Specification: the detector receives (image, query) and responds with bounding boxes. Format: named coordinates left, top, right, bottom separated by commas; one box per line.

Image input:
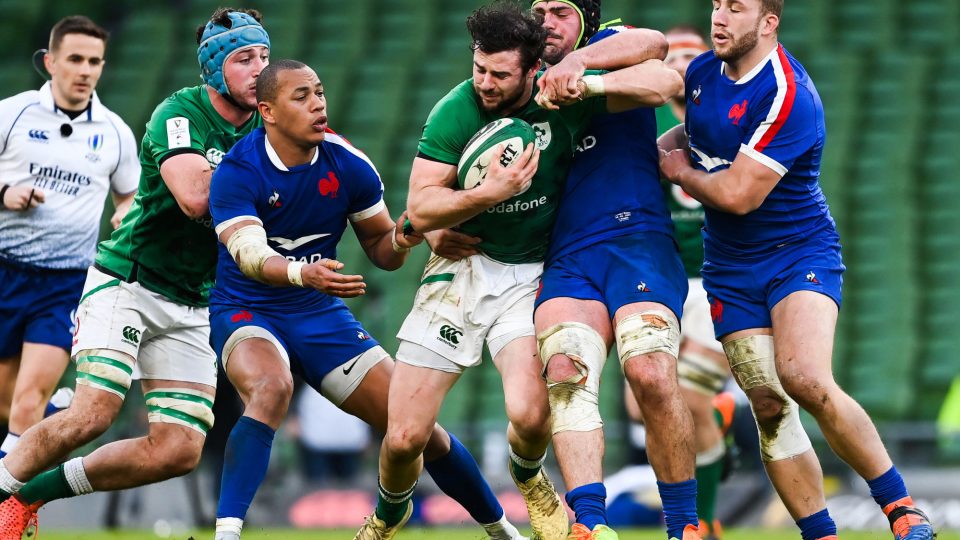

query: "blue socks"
left=424, top=433, right=503, bottom=525
left=867, top=466, right=910, bottom=509
left=216, top=416, right=275, bottom=520
left=566, top=482, right=607, bottom=530
left=657, top=479, right=699, bottom=539
left=796, top=508, right=837, bottom=540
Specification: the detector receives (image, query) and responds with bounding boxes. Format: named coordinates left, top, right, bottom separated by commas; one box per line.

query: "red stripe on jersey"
left=754, top=45, right=796, bottom=153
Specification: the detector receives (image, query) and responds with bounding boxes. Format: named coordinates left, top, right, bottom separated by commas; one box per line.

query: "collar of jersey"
left=39, top=81, right=106, bottom=122
left=719, top=44, right=779, bottom=86
left=264, top=133, right=319, bottom=171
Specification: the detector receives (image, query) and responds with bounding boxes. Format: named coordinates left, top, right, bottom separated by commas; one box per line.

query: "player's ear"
left=258, top=101, right=276, bottom=124
left=43, top=51, right=55, bottom=77
left=761, top=13, right=779, bottom=37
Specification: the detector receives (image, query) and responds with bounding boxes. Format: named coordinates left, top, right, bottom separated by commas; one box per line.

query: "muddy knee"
left=539, top=322, right=608, bottom=435
left=725, top=335, right=811, bottom=463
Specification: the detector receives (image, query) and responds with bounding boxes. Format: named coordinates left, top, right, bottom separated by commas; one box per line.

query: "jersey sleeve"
left=738, top=61, right=819, bottom=176
left=417, top=83, right=483, bottom=164
left=0, top=91, right=36, bottom=155
left=209, top=157, right=264, bottom=235
left=108, top=114, right=141, bottom=194
left=143, top=97, right=207, bottom=167
left=335, top=142, right=386, bottom=222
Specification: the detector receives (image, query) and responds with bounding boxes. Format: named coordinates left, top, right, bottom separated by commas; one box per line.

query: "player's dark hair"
left=761, top=0, right=783, bottom=18
left=49, top=15, right=108, bottom=52
left=196, top=7, right=264, bottom=44
left=467, top=1, right=547, bottom=73
left=256, top=59, right=309, bottom=103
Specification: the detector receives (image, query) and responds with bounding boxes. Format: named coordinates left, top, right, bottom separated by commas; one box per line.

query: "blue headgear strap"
left=197, top=11, right=270, bottom=96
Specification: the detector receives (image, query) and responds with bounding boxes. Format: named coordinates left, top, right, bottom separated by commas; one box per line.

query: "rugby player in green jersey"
left=355, top=2, right=681, bottom=539
left=0, top=7, right=269, bottom=534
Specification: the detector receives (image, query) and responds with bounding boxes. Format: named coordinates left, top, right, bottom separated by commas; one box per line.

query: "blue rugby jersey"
left=546, top=26, right=674, bottom=264
left=684, top=44, right=838, bottom=258
left=209, top=127, right=384, bottom=311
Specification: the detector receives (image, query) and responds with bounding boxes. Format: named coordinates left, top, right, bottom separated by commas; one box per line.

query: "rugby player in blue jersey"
left=530, top=2, right=699, bottom=539
left=659, top=1, right=934, bottom=539
left=207, top=59, right=525, bottom=540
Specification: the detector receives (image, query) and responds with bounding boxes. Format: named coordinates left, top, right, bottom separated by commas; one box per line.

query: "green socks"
left=376, top=479, right=415, bottom=527
left=509, top=448, right=545, bottom=483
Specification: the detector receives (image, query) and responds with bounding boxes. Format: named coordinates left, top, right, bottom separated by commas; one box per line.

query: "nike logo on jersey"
left=268, top=233, right=331, bottom=251
left=689, top=147, right=732, bottom=172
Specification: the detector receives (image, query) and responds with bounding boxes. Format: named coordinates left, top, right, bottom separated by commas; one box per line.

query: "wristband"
left=580, top=75, right=605, bottom=97
left=0, top=184, right=8, bottom=207
left=287, top=261, right=305, bottom=286
left=391, top=232, right=411, bottom=253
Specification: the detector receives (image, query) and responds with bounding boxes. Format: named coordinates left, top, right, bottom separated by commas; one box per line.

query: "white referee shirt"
left=0, top=82, right=140, bottom=270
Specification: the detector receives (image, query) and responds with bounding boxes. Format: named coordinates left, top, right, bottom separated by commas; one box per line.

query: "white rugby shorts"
left=72, top=266, right=217, bottom=387
left=396, top=253, right=541, bottom=373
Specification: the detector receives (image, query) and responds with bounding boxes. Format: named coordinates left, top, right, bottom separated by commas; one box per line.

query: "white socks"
left=0, top=460, right=24, bottom=495
left=215, top=517, right=244, bottom=539
left=0, top=433, right=20, bottom=456
left=483, top=514, right=528, bottom=540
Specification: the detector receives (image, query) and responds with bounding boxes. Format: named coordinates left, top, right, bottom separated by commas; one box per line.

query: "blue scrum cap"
left=197, top=11, right=270, bottom=96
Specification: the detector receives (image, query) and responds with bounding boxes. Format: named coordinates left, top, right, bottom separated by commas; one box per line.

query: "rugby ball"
left=457, top=118, right=537, bottom=191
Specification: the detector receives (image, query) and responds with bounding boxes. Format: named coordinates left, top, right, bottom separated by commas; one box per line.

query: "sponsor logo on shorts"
left=121, top=325, right=140, bottom=345
left=342, top=358, right=360, bottom=375
left=231, top=310, right=254, bottom=323
left=636, top=281, right=649, bottom=292
left=806, top=271, right=820, bottom=284
left=710, top=298, right=724, bottom=323
left=437, top=324, right=463, bottom=348
left=357, top=331, right=369, bottom=341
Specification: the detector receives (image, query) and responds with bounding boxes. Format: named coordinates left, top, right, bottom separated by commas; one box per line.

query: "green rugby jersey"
left=95, top=86, right=260, bottom=306
left=418, top=75, right=606, bottom=264
left=656, top=105, right=704, bottom=278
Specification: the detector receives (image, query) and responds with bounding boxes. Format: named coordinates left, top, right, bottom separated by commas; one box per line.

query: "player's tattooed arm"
left=218, top=219, right=367, bottom=296
left=160, top=153, right=213, bottom=218
left=352, top=208, right=424, bottom=271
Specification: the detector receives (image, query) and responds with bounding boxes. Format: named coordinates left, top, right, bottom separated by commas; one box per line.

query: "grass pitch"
left=38, top=529, right=960, bottom=540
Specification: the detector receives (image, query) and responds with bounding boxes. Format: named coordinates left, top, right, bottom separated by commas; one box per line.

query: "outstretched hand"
left=301, top=258, right=366, bottom=297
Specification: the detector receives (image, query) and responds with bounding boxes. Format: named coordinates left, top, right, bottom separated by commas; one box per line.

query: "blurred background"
left=3, top=0, right=960, bottom=534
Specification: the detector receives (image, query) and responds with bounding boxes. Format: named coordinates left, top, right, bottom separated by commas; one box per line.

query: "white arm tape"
left=580, top=74, right=606, bottom=97
left=225, top=224, right=283, bottom=282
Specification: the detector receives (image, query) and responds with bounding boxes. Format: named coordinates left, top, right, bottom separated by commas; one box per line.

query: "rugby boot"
left=0, top=496, right=39, bottom=540
left=698, top=519, right=723, bottom=540
left=567, top=523, right=619, bottom=539
left=511, top=467, right=568, bottom=540
left=669, top=524, right=702, bottom=540
left=884, top=498, right=936, bottom=540
left=353, top=500, right=413, bottom=540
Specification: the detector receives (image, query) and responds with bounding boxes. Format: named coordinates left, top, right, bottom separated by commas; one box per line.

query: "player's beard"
left=715, top=19, right=761, bottom=64
left=476, top=81, right=528, bottom=116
